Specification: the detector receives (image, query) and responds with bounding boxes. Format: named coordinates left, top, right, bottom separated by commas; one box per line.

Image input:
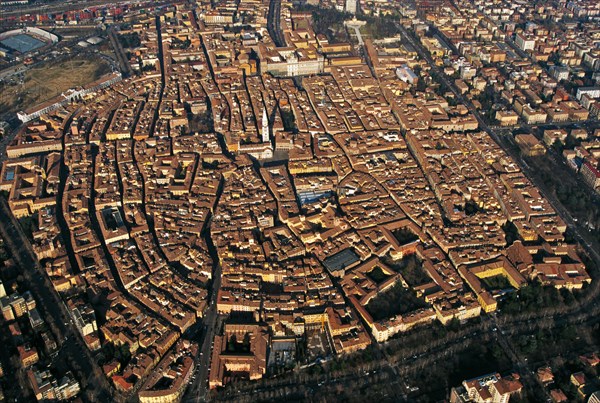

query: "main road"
left=0, top=198, right=116, bottom=402
left=267, top=0, right=285, bottom=47
left=107, top=27, right=134, bottom=78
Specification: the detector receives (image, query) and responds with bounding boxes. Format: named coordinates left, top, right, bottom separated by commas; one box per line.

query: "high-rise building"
left=581, top=161, right=600, bottom=190
left=1, top=297, right=14, bottom=321
left=27, top=369, right=80, bottom=402
left=70, top=302, right=98, bottom=337
left=10, top=294, right=28, bottom=318
left=450, top=373, right=523, bottom=403
left=54, top=373, right=81, bottom=401
left=515, top=33, right=536, bottom=51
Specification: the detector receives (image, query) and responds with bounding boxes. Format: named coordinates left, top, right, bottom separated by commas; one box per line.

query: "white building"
left=261, top=107, right=270, bottom=143
left=17, top=72, right=122, bottom=123
left=239, top=142, right=273, bottom=160
left=577, top=86, right=600, bottom=101
left=395, top=65, right=418, bottom=84
left=460, top=65, right=477, bottom=80
left=345, top=0, right=358, bottom=14
left=514, top=33, right=535, bottom=51
left=549, top=65, right=569, bottom=81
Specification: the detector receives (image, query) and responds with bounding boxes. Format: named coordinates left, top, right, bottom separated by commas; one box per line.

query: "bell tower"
left=261, top=107, right=269, bottom=143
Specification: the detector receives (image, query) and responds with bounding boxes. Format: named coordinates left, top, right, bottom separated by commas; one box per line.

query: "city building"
left=451, top=373, right=523, bottom=403
left=581, top=161, right=600, bottom=191
left=515, top=134, right=546, bottom=157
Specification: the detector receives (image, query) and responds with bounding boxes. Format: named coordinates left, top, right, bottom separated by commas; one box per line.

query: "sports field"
left=0, top=56, right=111, bottom=116
left=0, top=34, right=46, bottom=53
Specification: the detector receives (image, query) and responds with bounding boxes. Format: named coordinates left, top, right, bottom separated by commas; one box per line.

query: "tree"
left=118, top=32, right=141, bottom=49
left=365, top=280, right=428, bottom=321
left=228, top=334, right=237, bottom=352
left=280, top=109, right=297, bottom=133
left=242, top=333, right=251, bottom=352
left=552, top=139, right=563, bottom=153
left=502, top=221, right=520, bottom=246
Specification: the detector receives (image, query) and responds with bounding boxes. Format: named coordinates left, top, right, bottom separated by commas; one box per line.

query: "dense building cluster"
left=0, top=279, right=81, bottom=402
left=0, top=0, right=597, bottom=397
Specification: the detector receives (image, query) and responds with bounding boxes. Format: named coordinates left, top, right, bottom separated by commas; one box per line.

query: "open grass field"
left=0, top=55, right=111, bottom=115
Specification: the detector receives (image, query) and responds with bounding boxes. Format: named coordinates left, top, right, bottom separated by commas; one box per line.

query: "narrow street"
left=183, top=183, right=225, bottom=403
